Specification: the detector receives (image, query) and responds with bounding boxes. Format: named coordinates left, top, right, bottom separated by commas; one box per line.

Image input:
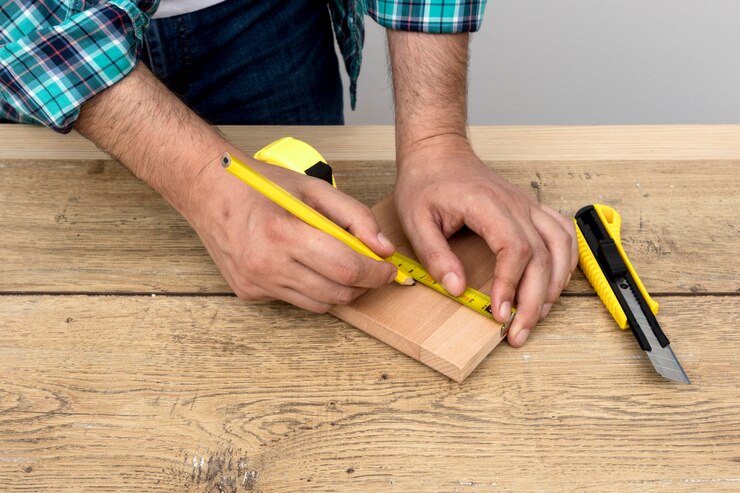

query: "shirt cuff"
left=367, top=0, right=488, bottom=33
left=0, top=1, right=153, bottom=133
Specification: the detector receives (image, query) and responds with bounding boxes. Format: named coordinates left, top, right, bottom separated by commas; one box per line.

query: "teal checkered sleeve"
left=368, top=0, right=488, bottom=33
left=2, top=1, right=488, bottom=133
left=1, top=1, right=158, bottom=133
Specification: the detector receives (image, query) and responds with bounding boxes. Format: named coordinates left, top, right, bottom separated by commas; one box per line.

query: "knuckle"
left=558, top=227, right=574, bottom=250
left=332, top=287, right=355, bottom=305
left=233, top=284, right=259, bottom=301
left=462, top=192, right=483, bottom=212
left=366, top=264, right=392, bottom=288
left=335, top=259, right=363, bottom=285
left=244, top=255, right=272, bottom=277
left=312, top=303, right=333, bottom=314
left=357, top=204, right=375, bottom=223
left=494, top=274, right=519, bottom=292
left=511, top=238, right=533, bottom=259
left=264, top=219, right=289, bottom=244
left=421, top=248, right=448, bottom=267
left=516, top=310, right=539, bottom=329
left=533, top=248, right=552, bottom=270
left=298, top=181, right=320, bottom=201
left=379, top=264, right=396, bottom=286
left=546, top=281, right=562, bottom=301
left=301, top=185, right=332, bottom=211
left=233, top=288, right=250, bottom=301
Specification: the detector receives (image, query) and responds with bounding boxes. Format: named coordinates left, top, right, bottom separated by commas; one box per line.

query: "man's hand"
left=187, top=154, right=397, bottom=312
left=76, top=63, right=395, bottom=312
left=387, top=30, right=577, bottom=346
left=394, top=135, right=577, bottom=347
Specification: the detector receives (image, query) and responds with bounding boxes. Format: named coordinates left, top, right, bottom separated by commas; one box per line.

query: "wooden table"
left=1, top=125, right=738, bottom=491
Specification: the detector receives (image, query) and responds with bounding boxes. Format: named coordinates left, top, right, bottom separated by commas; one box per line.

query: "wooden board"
left=1, top=295, right=738, bottom=492
left=330, top=196, right=506, bottom=382
left=2, top=157, right=738, bottom=295
left=3, top=124, right=740, bottom=161
left=2, top=125, right=740, bottom=491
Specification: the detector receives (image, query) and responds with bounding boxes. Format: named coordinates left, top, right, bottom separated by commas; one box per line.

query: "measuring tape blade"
left=390, top=252, right=515, bottom=335
left=389, top=252, right=491, bottom=318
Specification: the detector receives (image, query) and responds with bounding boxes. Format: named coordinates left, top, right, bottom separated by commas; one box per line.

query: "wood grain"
left=3, top=124, right=740, bottom=161
left=1, top=158, right=737, bottom=294
left=2, top=125, right=739, bottom=491
left=0, top=295, right=737, bottom=492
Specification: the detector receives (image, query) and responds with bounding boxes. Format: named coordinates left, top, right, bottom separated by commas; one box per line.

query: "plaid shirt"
left=1, top=0, right=487, bottom=133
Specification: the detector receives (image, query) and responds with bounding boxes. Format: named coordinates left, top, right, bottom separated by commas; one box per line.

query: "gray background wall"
left=341, top=0, right=740, bottom=125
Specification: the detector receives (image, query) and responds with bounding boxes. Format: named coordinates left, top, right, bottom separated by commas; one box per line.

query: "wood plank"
left=1, top=158, right=737, bottom=294
left=0, top=295, right=737, bottom=491
left=331, top=196, right=507, bottom=381
left=3, top=124, right=740, bottom=161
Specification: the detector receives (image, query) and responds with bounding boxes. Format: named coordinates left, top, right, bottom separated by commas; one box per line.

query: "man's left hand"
left=394, top=135, right=578, bottom=347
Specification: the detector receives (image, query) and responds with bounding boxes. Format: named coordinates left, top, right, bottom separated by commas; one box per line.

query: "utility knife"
left=574, top=204, right=690, bottom=384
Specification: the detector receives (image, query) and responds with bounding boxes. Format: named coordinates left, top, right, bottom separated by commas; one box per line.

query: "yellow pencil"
left=221, top=153, right=414, bottom=286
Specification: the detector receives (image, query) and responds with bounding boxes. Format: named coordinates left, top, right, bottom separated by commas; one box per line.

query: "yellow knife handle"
left=574, top=204, right=658, bottom=329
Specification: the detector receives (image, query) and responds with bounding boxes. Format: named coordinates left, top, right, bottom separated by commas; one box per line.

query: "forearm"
left=75, top=63, right=230, bottom=216
left=387, top=30, right=470, bottom=161
left=75, top=62, right=397, bottom=312
left=387, top=31, right=577, bottom=346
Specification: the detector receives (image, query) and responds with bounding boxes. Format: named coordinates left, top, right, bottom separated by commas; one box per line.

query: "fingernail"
left=441, top=272, right=461, bottom=294
left=377, top=232, right=394, bottom=250
left=565, top=273, right=572, bottom=286
left=540, top=303, right=552, bottom=319
left=499, top=301, right=512, bottom=321
left=515, top=328, right=530, bottom=346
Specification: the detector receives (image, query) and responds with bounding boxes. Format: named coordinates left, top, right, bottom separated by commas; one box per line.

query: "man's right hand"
left=76, top=63, right=395, bottom=312
left=185, top=154, right=397, bottom=312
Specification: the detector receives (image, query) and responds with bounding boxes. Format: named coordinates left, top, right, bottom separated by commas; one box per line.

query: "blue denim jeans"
left=141, top=0, right=344, bottom=125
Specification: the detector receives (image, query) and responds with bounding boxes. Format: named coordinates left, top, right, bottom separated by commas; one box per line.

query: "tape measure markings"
left=389, top=252, right=494, bottom=320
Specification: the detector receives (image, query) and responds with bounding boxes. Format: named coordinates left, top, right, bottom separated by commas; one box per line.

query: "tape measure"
left=387, top=252, right=495, bottom=319
left=253, top=137, right=506, bottom=323
left=254, top=137, right=336, bottom=188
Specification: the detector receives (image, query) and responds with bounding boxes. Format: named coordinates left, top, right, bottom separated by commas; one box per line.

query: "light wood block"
left=331, top=196, right=506, bottom=382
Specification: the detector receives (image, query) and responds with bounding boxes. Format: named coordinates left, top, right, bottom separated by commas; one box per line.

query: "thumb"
left=406, top=214, right=466, bottom=297
left=306, top=183, right=396, bottom=258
